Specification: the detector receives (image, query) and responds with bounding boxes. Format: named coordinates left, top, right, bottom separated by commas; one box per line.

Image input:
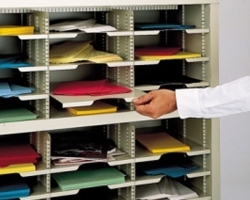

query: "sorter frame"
left=0, top=1, right=219, bottom=200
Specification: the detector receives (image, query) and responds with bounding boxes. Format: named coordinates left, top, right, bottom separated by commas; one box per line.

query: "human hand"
left=133, top=89, right=177, bottom=119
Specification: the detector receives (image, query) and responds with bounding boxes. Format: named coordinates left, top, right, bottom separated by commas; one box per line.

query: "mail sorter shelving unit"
left=0, top=1, right=219, bottom=200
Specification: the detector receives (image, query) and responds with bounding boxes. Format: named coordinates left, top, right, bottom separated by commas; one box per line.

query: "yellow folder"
left=0, top=25, right=34, bottom=35
left=136, top=132, right=190, bottom=154
left=136, top=51, right=201, bottom=61
left=67, top=101, right=117, bottom=116
left=0, top=163, right=36, bottom=175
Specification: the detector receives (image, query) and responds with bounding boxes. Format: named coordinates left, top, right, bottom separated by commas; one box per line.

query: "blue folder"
left=0, top=174, right=30, bottom=199
left=0, top=82, right=11, bottom=94
left=0, top=60, right=33, bottom=68
left=0, top=54, right=33, bottom=69
left=143, top=163, right=200, bottom=178
left=0, top=83, right=34, bottom=98
left=138, top=153, right=200, bottom=178
left=1, top=84, right=35, bottom=98
left=135, top=23, right=196, bottom=30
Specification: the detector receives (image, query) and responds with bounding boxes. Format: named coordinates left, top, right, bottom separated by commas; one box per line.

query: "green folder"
left=0, top=108, right=37, bottom=123
left=52, top=166, right=126, bottom=191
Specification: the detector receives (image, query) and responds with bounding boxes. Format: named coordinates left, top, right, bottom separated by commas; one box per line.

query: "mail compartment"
left=0, top=13, right=34, bottom=36
left=117, top=121, right=211, bottom=161
left=0, top=11, right=49, bottom=71
left=133, top=8, right=204, bottom=50
left=0, top=36, right=48, bottom=71
left=0, top=174, right=49, bottom=200
left=135, top=176, right=200, bottom=199
left=48, top=11, right=125, bottom=66
left=0, top=133, right=52, bottom=199
left=46, top=125, right=135, bottom=196
left=0, top=69, right=49, bottom=121
left=45, top=125, right=133, bottom=168
left=47, top=9, right=138, bottom=114
left=48, top=58, right=145, bottom=114
left=50, top=163, right=131, bottom=195
left=134, top=60, right=209, bottom=91
left=51, top=186, right=134, bottom=200
left=114, top=120, right=211, bottom=199
left=133, top=7, right=210, bottom=87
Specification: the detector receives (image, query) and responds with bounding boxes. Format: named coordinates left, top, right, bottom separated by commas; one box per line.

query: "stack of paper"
left=50, top=19, right=117, bottom=33
left=136, top=132, right=190, bottom=154
left=0, top=25, right=34, bottom=35
left=136, top=179, right=170, bottom=200
left=49, top=40, right=93, bottom=63
left=168, top=179, right=199, bottom=200
left=0, top=142, right=40, bottom=174
left=0, top=82, right=35, bottom=98
left=0, top=174, right=30, bottom=199
left=52, top=79, right=131, bottom=96
left=136, top=176, right=198, bottom=200
left=49, top=41, right=123, bottom=64
left=51, top=149, right=125, bottom=166
left=87, top=49, right=123, bottom=63
left=52, top=164, right=126, bottom=191
left=50, top=131, right=125, bottom=166
left=81, top=23, right=117, bottom=33
left=50, top=19, right=96, bottom=31
left=67, top=101, right=117, bottom=116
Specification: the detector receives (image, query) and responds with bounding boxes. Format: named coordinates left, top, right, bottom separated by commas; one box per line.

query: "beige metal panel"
left=0, top=0, right=219, bottom=9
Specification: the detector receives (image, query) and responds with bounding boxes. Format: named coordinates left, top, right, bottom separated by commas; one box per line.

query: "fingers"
left=133, top=92, right=159, bottom=118
left=133, top=89, right=177, bottom=119
left=134, top=102, right=157, bottom=118
left=133, top=92, right=154, bottom=105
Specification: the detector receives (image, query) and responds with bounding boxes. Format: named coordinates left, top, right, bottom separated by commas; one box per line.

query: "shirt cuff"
left=175, top=88, right=201, bottom=119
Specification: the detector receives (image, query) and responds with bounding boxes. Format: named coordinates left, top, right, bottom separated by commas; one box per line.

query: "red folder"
left=52, top=79, right=131, bottom=96
left=0, top=143, right=40, bottom=167
left=135, top=46, right=181, bottom=56
left=89, top=82, right=132, bottom=96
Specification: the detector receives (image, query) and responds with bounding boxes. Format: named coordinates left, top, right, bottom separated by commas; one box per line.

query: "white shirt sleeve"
left=175, top=76, right=250, bottom=119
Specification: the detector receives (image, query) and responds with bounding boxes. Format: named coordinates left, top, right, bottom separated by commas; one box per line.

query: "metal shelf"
left=135, top=138, right=211, bottom=163
left=50, top=88, right=146, bottom=108
left=135, top=81, right=210, bottom=91
left=0, top=110, right=179, bottom=135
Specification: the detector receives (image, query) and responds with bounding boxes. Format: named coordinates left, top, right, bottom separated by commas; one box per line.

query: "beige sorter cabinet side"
left=207, top=3, right=220, bottom=200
